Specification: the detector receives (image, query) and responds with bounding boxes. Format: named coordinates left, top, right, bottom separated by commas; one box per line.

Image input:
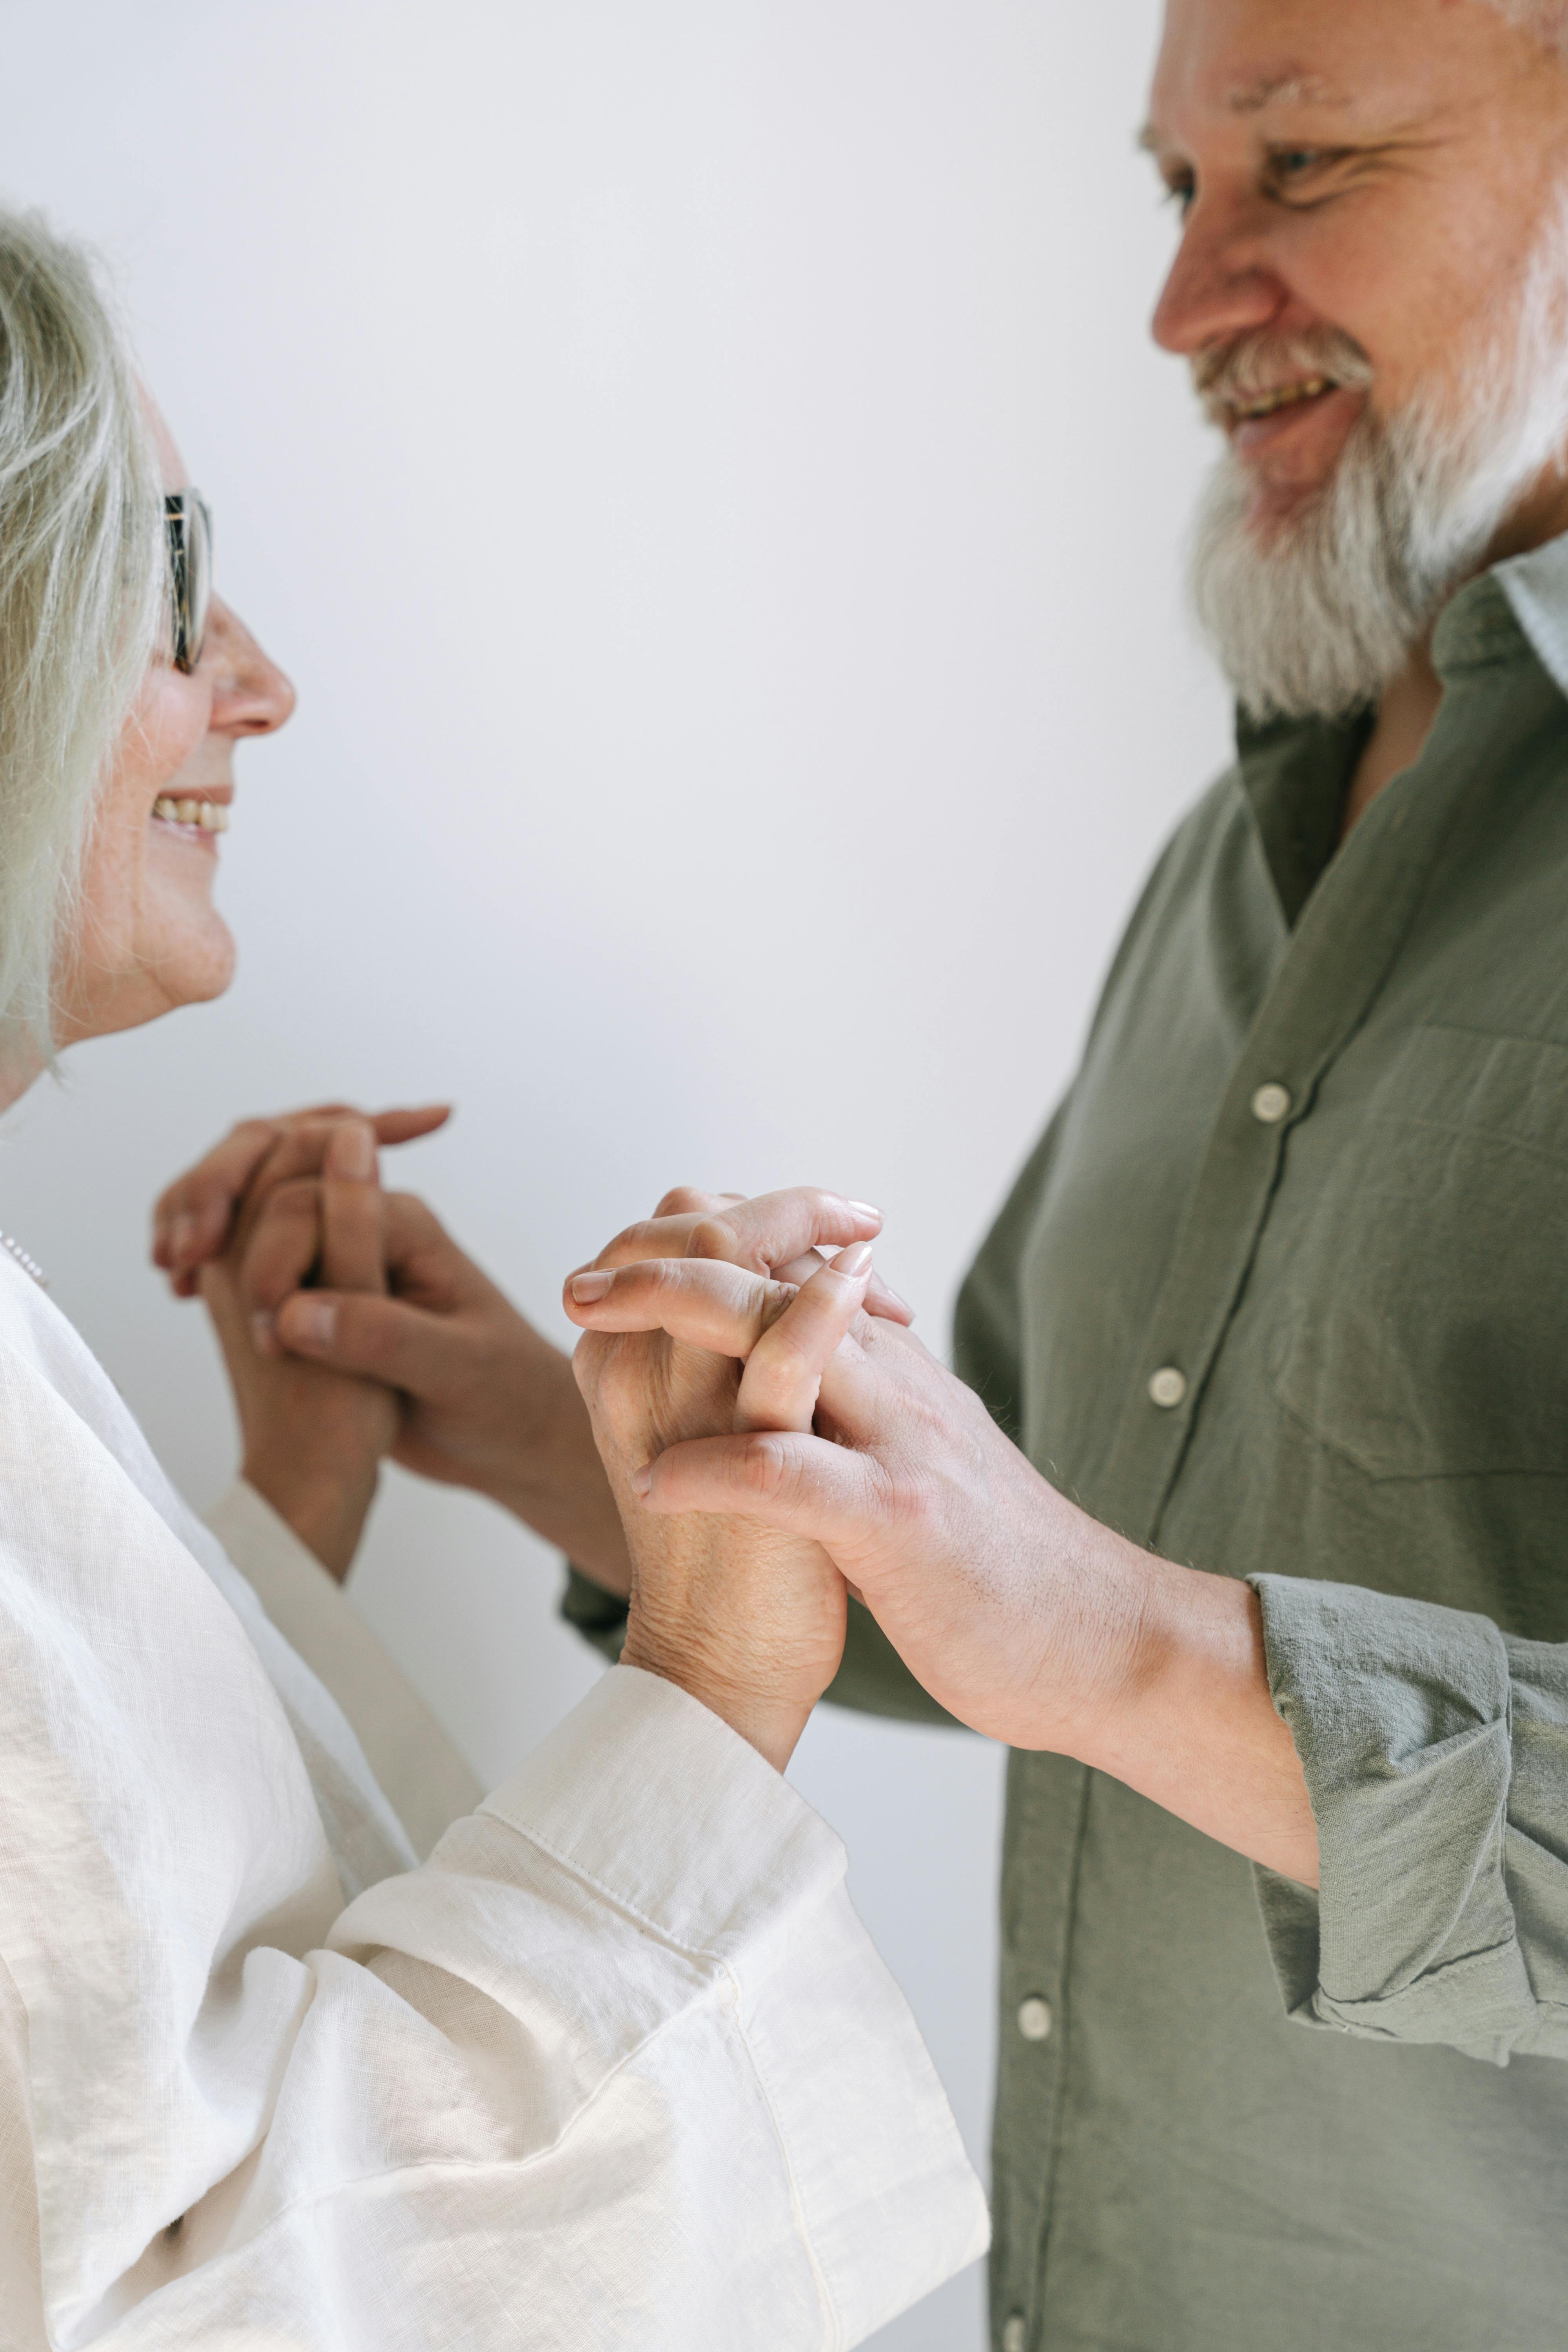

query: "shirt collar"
left=1493, top=526, right=1568, bottom=706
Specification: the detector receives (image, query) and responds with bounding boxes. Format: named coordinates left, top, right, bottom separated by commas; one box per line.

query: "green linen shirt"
left=563, top=535, right=1568, bottom=2351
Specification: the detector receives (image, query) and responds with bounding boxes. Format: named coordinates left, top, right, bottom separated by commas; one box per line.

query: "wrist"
left=1003, top=1487, right=1165, bottom=1759
left=1059, top=1548, right=1319, bottom=1884
left=619, top=1622, right=813, bottom=1773
left=242, top=1452, right=379, bottom=1583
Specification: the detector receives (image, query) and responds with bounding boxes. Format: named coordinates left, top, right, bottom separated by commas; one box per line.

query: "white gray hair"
left=0, top=209, right=162, bottom=1060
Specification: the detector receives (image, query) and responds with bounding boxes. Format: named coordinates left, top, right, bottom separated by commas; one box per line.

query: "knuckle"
left=795, top=1186, right=840, bottom=1225
left=743, top=1434, right=802, bottom=1504
left=686, top=1215, right=739, bottom=1262
left=888, top=1463, right=938, bottom=1535
left=757, top=1322, right=813, bottom=1379
left=340, top=1304, right=394, bottom=1370
left=654, top=1186, right=709, bottom=1218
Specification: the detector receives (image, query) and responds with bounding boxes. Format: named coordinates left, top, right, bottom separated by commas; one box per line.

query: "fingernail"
left=835, top=1241, right=875, bottom=1279
left=290, top=1297, right=338, bottom=1347
left=330, top=1124, right=376, bottom=1182
left=881, top=1283, right=915, bottom=1319
left=169, top=1210, right=199, bottom=1262
left=249, top=1311, right=279, bottom=1357
left=848, top=1200, right=883, bottom=1225
left=572, top=1270, right=614, bottom=1303
left=631, top=1461, right=653, bottom=1499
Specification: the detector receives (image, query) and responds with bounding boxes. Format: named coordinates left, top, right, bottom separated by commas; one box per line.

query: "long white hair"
left=0, top=209, right=162, bottom=1059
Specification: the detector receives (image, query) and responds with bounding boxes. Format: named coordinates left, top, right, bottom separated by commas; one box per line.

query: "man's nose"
left=206, top=598, right=297, bottom=737
left=1151, top=197, right=1287, bottom=360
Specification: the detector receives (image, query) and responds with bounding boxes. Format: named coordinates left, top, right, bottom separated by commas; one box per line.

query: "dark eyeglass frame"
left=165, top=490, right=213, bottom=674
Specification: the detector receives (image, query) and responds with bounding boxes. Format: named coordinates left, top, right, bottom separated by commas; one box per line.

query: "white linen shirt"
left=0, top=1252, right=986, bottom=2348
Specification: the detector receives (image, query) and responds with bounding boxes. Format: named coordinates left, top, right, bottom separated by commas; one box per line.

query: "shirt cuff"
left=207, top=1479, right=483, bottom=1860
left=1250, top=1573, right=1537, bottom=2064
left=477, top=1664, right=990, bottom=2337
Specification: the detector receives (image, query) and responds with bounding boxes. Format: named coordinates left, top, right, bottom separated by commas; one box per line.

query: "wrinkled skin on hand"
left=567, top=1186, right=884, bottom=1769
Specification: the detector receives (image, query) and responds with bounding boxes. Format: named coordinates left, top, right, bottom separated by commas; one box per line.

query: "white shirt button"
left=1148, top=1366, right=1187, bottom=1410
left=1250, top=1081, right=1292, bottom=1125
left=1002, top=2316, right=1028, bottom=2352
left=1016, top=1996, right=1053, bottom=2042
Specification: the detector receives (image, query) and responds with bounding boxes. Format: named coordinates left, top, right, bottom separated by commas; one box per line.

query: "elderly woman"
left=0, top=209, right=984, bottom=2345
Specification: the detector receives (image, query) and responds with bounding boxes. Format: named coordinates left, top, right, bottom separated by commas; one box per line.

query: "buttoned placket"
left=1098, top=609, right=1521, bottom=1560
left=1004, top=579, right=1543, bottom=2352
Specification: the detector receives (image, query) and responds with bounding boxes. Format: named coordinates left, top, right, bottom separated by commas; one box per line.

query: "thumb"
left=274, top=1288, right=459, bottom=1395
left=635, top=1429, right=881, bottom=1550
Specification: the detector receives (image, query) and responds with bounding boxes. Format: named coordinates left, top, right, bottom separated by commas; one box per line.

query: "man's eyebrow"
left=1225, top=71, right=1348, bottom=115
left=1138, top=69, right=1355, bottom=151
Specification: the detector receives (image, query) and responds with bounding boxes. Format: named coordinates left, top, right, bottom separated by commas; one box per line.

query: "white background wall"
left=0, top=5, right=1229, bottom=2343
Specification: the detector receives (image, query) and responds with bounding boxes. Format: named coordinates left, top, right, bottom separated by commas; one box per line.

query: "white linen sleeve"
left=79, top=1667, right=987, bottom=2349
left=205, top=1478, right=483, bottom=1857
left=0, top=1318, right=984, bottom=2348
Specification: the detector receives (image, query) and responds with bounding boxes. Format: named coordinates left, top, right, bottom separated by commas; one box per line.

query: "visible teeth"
left=152, top=796, right=229, bottom=832
left=1232, top=375, right=1331, bottom=420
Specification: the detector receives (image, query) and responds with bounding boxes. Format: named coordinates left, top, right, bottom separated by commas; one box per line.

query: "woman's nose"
left=205, top=597, right=297, bottom=737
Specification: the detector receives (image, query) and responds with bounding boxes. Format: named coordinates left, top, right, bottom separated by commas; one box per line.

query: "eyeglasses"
left=165, top=490, right=213, bottom=673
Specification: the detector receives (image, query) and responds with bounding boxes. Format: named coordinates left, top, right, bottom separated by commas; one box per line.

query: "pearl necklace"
left=0, top=1232, right=47, bottom=1288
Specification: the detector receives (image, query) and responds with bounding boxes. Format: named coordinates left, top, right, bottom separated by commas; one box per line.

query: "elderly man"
left=165, top=0, right=1568, bottom=2344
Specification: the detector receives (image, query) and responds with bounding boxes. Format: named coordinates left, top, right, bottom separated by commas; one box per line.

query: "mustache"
left=1192, top=327, right=1374, bottom=421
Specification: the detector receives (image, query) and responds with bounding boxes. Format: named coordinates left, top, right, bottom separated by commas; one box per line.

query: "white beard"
left=1190, top=196, right=1568, bottom=722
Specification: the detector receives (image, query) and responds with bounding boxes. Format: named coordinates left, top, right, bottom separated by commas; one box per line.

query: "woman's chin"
left=156, top=914, right=238, bottom=1014
left=56, top=914, right=237, bottom=1045
left=143, top=883, right=238, bottom=1013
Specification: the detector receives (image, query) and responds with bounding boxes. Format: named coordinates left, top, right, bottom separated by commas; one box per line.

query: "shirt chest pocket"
left=1268, top=1023, right=1568, bottom=1481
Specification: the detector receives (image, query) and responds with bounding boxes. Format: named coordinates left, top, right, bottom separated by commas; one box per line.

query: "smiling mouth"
left=1225, top=375, right=1335, bottom=421
left=152, top=796, right=229, bottom=834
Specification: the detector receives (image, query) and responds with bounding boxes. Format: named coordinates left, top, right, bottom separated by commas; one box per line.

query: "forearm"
left=1023, top=1499, right=1319, bottom=1886
left=1085, top=1550, right=1318, bottom=1886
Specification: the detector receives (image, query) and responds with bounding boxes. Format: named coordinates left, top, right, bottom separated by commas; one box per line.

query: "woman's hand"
left=198, top=1118, right=399, bottom=1579
left=156, top=1103, right=631, bottom=1587
left=566, top=1187, right=884, bottom=1770
left=153, top=1100, right=452, bottom=1294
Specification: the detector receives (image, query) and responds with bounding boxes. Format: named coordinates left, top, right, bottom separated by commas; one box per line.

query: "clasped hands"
left=154, top=1105, right=1319, bottom=1880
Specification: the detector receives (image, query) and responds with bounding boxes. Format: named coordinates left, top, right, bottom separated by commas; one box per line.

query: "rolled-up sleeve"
left=1250, top=1573, right=1568, bottom=2065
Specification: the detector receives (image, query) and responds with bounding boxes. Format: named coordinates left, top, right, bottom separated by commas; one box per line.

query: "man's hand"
left=568, top=1187, right=883, bottom=1771
left=566, top=1223, right=1321, bottom=1884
